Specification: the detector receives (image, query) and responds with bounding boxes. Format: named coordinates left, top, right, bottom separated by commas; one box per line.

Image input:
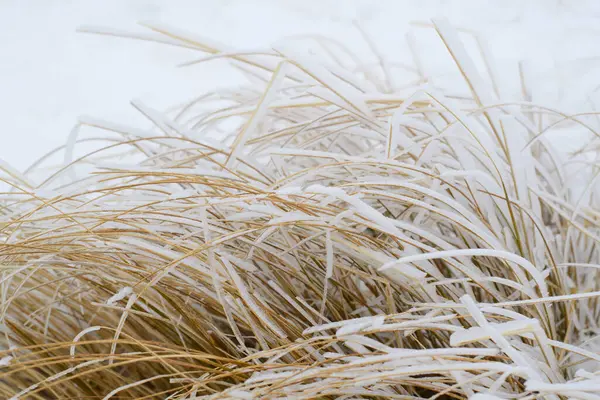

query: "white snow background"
left=2, top=0, right=600, bottom=172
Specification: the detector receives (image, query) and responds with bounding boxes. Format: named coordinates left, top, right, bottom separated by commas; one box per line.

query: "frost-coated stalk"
left=0, top=18, right=599, bottom=400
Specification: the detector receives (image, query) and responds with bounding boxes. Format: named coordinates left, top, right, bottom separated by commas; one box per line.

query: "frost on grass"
left=0, top=18, right=599, bottom=400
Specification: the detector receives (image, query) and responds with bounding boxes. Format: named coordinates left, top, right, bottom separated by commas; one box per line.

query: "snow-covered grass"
left=1, top=3, right=600, bottom=399
left=3, top=0, right=600, bottom=171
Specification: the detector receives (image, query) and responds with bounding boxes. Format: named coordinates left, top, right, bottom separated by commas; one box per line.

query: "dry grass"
left=0, top=19, right=599, bottom=399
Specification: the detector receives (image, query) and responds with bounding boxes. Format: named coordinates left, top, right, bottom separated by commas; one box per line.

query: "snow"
left=106, top=287, right=133, bottom=306
left=450, top=319, right=537, bottom=347
left=2, top=5, right=600, bottom=397
left=2, top=1, right=600, bottom=173
left=70, top=326, right=102, bottom=357
left=0, top=356, right=12, bottom=367
left=470, top=395, right=503, bottom=400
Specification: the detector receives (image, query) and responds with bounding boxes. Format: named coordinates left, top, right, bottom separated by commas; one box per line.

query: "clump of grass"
left=0, top=18, right=599, bottom=399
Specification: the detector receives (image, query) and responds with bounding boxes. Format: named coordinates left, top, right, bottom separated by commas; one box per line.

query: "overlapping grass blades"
left=0, top=19, right=599, bottom=399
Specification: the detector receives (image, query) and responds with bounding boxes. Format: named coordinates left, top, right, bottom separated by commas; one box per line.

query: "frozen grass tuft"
left=1, top=19, right=600, bottom=399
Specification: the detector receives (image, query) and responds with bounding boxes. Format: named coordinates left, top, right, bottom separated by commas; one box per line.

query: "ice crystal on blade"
left=0, top=15, right=599, bottom=400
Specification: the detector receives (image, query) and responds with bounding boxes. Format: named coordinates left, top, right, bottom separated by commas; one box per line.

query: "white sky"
left=2, top=0, right=600, bottom=171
